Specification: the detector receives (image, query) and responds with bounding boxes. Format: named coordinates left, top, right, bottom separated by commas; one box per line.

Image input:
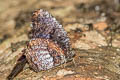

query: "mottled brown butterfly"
left=7, top=9, right=75, bottom=80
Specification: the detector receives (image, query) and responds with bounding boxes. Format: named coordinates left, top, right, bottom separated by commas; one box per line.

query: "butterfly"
left=7, top=9, right=75, bottom=80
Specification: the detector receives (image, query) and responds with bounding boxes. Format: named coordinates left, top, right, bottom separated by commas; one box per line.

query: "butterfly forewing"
left=30, top=9, right=74, bottom=60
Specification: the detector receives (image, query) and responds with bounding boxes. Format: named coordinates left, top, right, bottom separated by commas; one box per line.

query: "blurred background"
left=0, top=0, right=120, bottom=39
left=0, top=0, right=120, bottom=80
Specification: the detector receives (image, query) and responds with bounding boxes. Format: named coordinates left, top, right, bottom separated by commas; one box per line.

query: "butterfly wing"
left=25, top=38, right=65, bottom=72
left=31, top=9, right=74, bottom=60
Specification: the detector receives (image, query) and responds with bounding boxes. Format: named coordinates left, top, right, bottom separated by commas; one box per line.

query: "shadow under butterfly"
left=7, top=9, right=75, bottom=80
